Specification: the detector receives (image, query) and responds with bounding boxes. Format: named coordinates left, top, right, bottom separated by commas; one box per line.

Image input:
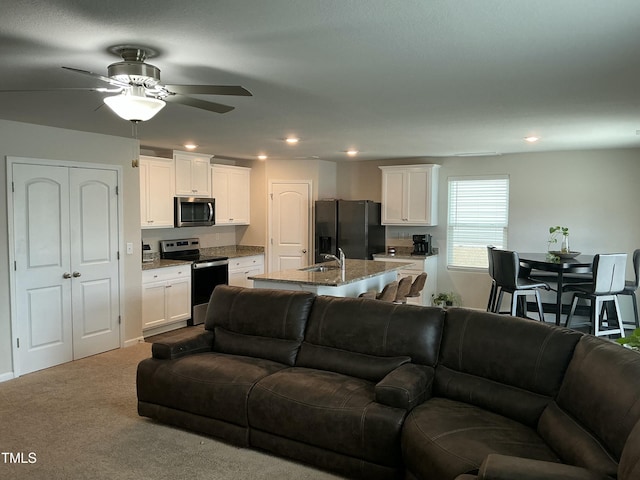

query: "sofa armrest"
left=151, top=330, right=214, bottom=360
left=476, top=454, right=610, bottom=480
left=375, top=363, right=433, bottom=410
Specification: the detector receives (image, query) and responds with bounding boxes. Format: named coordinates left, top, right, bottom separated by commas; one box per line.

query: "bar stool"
left=491, top=249, right=549, bottom=321
left=618, top=249, right=640, bottom=330
left=563, top=253, right=627, bottom=338
left=394, top=276, right=413, bottom=304
left=405, top=273, right=428, bottom=303
left=486, top=245, right=499, bottom=312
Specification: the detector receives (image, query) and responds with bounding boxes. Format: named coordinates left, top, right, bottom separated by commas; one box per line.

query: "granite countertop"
left=142, top=245, right=264, bottom=271
left=372, top=246, right=439, bottom=260
left=249, top=259, right=413, bottom=287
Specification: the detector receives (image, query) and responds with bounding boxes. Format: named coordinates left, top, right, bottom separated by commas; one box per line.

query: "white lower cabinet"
left=228, top=255, right=264, bottom=288
left=374, top=255, right=437, bottom=305
left=142, top=265, right=191, bottom=332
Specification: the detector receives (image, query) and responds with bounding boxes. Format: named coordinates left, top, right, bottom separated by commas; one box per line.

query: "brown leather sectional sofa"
left=136, top=285, right=640, bottom=480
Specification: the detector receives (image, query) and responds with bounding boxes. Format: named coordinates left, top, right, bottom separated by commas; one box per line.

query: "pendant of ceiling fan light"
left=103, top=86, right=165, bottom=122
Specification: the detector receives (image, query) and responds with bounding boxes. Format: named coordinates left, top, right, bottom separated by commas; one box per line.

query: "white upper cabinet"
left=140, top=155, right=175, bottom=228
left=379, top=164, right=440, bottom=226
left=174, top=151, right=212, bottom=197
left=210, top=164, right=251, bottom=225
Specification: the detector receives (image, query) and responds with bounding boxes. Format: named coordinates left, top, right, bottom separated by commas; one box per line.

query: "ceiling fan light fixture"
left=103, top=90, right=166, bottom=122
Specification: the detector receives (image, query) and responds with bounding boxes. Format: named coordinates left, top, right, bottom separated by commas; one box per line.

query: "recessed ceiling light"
left=346, top=149, right=359, bottom=156
left=285, top=137, right=300, bottom=144
left=524, top=136, right=540, bottom=143
left=183, top=143, right=198, bottom=150
left=257, top=154, right=268, bottom=160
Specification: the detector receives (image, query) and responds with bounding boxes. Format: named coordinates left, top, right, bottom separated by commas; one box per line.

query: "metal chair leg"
left=565, top=294, right=578, bottom=328
left=535, top=290, right=545, bottom=322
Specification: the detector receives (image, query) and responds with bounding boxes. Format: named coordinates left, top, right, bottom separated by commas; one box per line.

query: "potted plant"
left=432, top=292, right=461, bottom=307
left=616, top=328, right=640, bottom=351
left=548, top=226, right=570, bottom=253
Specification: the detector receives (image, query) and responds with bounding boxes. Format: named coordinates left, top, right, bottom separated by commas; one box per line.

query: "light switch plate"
left=126, top=242, right=133, bottom=255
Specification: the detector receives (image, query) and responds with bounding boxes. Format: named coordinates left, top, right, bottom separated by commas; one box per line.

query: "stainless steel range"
left=160, top=238, right=229, bottom=326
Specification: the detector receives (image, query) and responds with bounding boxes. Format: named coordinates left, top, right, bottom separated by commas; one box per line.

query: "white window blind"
left=447, top=176, right=509, bottom=269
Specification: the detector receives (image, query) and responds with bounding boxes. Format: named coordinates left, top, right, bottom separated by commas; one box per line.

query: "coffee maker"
left=411, top=234, right=432, bottom=256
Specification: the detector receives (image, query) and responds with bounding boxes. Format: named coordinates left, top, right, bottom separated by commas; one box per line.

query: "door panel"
left=69, top=168, right=120, bottom=359
left=13, top=164, right=73, bottom=374
left=270, top=182, right=310, bottom=272
left=11, top=162, right=120, bottom=375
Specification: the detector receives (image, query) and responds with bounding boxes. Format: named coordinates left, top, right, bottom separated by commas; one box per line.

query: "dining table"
left=518, top=252, right=594, bottom=326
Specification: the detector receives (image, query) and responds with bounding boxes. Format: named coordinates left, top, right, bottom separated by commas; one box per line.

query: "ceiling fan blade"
left=62, top=66, right=130, bottom=88
left=0, top=87, right=122, bottom=93
left=164, top=85, right=252, bottom=96
left=164, top=94, right=235, bottom=114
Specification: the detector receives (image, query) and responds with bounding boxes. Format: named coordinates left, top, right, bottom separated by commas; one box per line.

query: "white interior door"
left=11, top=161, right=121, bottom=375
left=69, top=168, right=120, bottom=359
left=13, top=163, right=73, bottom=375
left=269, top=182, right=311, bottom=272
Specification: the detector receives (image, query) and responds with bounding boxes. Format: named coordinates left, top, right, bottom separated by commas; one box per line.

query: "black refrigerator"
left=314, top=200, right=386, bottom=262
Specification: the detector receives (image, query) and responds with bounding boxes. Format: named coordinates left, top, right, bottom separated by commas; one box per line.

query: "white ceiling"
left=2, top=0, right=640, bottom=162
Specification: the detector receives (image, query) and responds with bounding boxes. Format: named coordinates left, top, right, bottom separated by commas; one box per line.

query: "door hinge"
left=118, top=315, right=121, bottom=325
left=14, top=261, right=17, bottom=271
left=17, top=338, right=20, bottom=348
left=115, top=185, right=119, bottom=195
left=117, top=251, right=120, bottom=260
left=270, top=193, right=273, bottom=200
left=270, top=238, right=274, bottom=245
left=12, top=181, right=15, bottom=193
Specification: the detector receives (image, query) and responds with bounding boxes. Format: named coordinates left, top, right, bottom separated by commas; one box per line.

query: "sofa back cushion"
left=296, top=295, right=445, bottom=381
left=205, top=285, right=315, bottom=366
left=435, top=308, right=582, bottom=427
left=538, top=335, right=640, bottom=476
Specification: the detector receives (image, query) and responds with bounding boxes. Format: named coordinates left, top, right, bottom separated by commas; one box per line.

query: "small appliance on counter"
left=142, top=243, right=154, bottom=263
left=411, top=234, right=432, bottom=256
left=160, top=238, right=228, bottom=325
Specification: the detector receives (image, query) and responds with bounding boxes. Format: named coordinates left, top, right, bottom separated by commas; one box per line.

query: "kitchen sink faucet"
left=323, top=248, right=346, bottom=272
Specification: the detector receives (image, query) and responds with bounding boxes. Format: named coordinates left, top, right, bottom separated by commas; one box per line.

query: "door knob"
left=63, top=272, right=72, bottom=279
left=72, top=271, right=81, bottom=277
left=302, top=249, right=307, bottom=254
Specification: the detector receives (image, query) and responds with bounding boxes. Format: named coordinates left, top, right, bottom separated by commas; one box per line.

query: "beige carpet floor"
left=0, top=343, right=344, bottom=480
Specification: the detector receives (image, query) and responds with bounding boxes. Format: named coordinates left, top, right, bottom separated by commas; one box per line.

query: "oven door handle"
left=193, top=259, right=229, bottom=269
left=208, top=202, right=214, bottom=222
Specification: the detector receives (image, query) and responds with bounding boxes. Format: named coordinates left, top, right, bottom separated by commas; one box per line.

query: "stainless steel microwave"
left=174, top=197, right=215, bottom=227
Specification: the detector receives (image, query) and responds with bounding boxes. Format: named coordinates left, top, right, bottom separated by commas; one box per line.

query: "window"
left=447, top=175, right=509, bottom=269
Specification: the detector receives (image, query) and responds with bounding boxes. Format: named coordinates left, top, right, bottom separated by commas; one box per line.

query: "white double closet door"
left=11, top=161, right=121, bottom=375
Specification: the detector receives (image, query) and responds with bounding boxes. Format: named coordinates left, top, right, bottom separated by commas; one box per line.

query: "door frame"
left=6, top=156, right=125, bottom=378
left=267, top=179, right=313, bottom=273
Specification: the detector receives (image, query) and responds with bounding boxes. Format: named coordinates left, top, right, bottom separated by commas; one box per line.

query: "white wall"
left=0, top=120, right=141, bottom=379
left=338, top=149, right=640, bottom=309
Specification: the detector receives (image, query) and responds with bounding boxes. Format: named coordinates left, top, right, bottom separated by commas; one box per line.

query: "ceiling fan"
left=56, top=45, right=252, bottom=121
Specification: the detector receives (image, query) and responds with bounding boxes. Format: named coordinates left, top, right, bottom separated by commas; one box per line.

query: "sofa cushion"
left=137, top=352, right=288, bottom=427
left=401, top=397, right=560, bottom=480
left=538, top=335, right=640, bottom=476
left=435, top=308, right=582, bottom=427
left=296, top=342, right=411, bottom=382
left=619, top=419, right=640, bottom=480
left=303, top=295, right=445, bottom=366
left=375, top=363, right=434, bottom=410
left=205, top=285, right=315, bottom=365
left=248, top=367, right=407, bottom=467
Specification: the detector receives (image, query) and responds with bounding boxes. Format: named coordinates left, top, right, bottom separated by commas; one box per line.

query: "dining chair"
left=486, top=245, right=499, bottom=312
left=617, top=249, right=640, bottom=330
left=491, top=249, right=550, bottom=321
left=563, top=253, right=627, bottom=338
left=394, top=276, right=413, bottom=304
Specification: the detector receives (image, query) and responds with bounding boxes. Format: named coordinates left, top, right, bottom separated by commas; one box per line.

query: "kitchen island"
left=249, top=259, right=413, bottom=297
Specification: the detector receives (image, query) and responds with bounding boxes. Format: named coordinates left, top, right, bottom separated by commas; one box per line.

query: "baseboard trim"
left=0, top=371, right=16, bottom=383
left=124, top=336, right=145, bottom=348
